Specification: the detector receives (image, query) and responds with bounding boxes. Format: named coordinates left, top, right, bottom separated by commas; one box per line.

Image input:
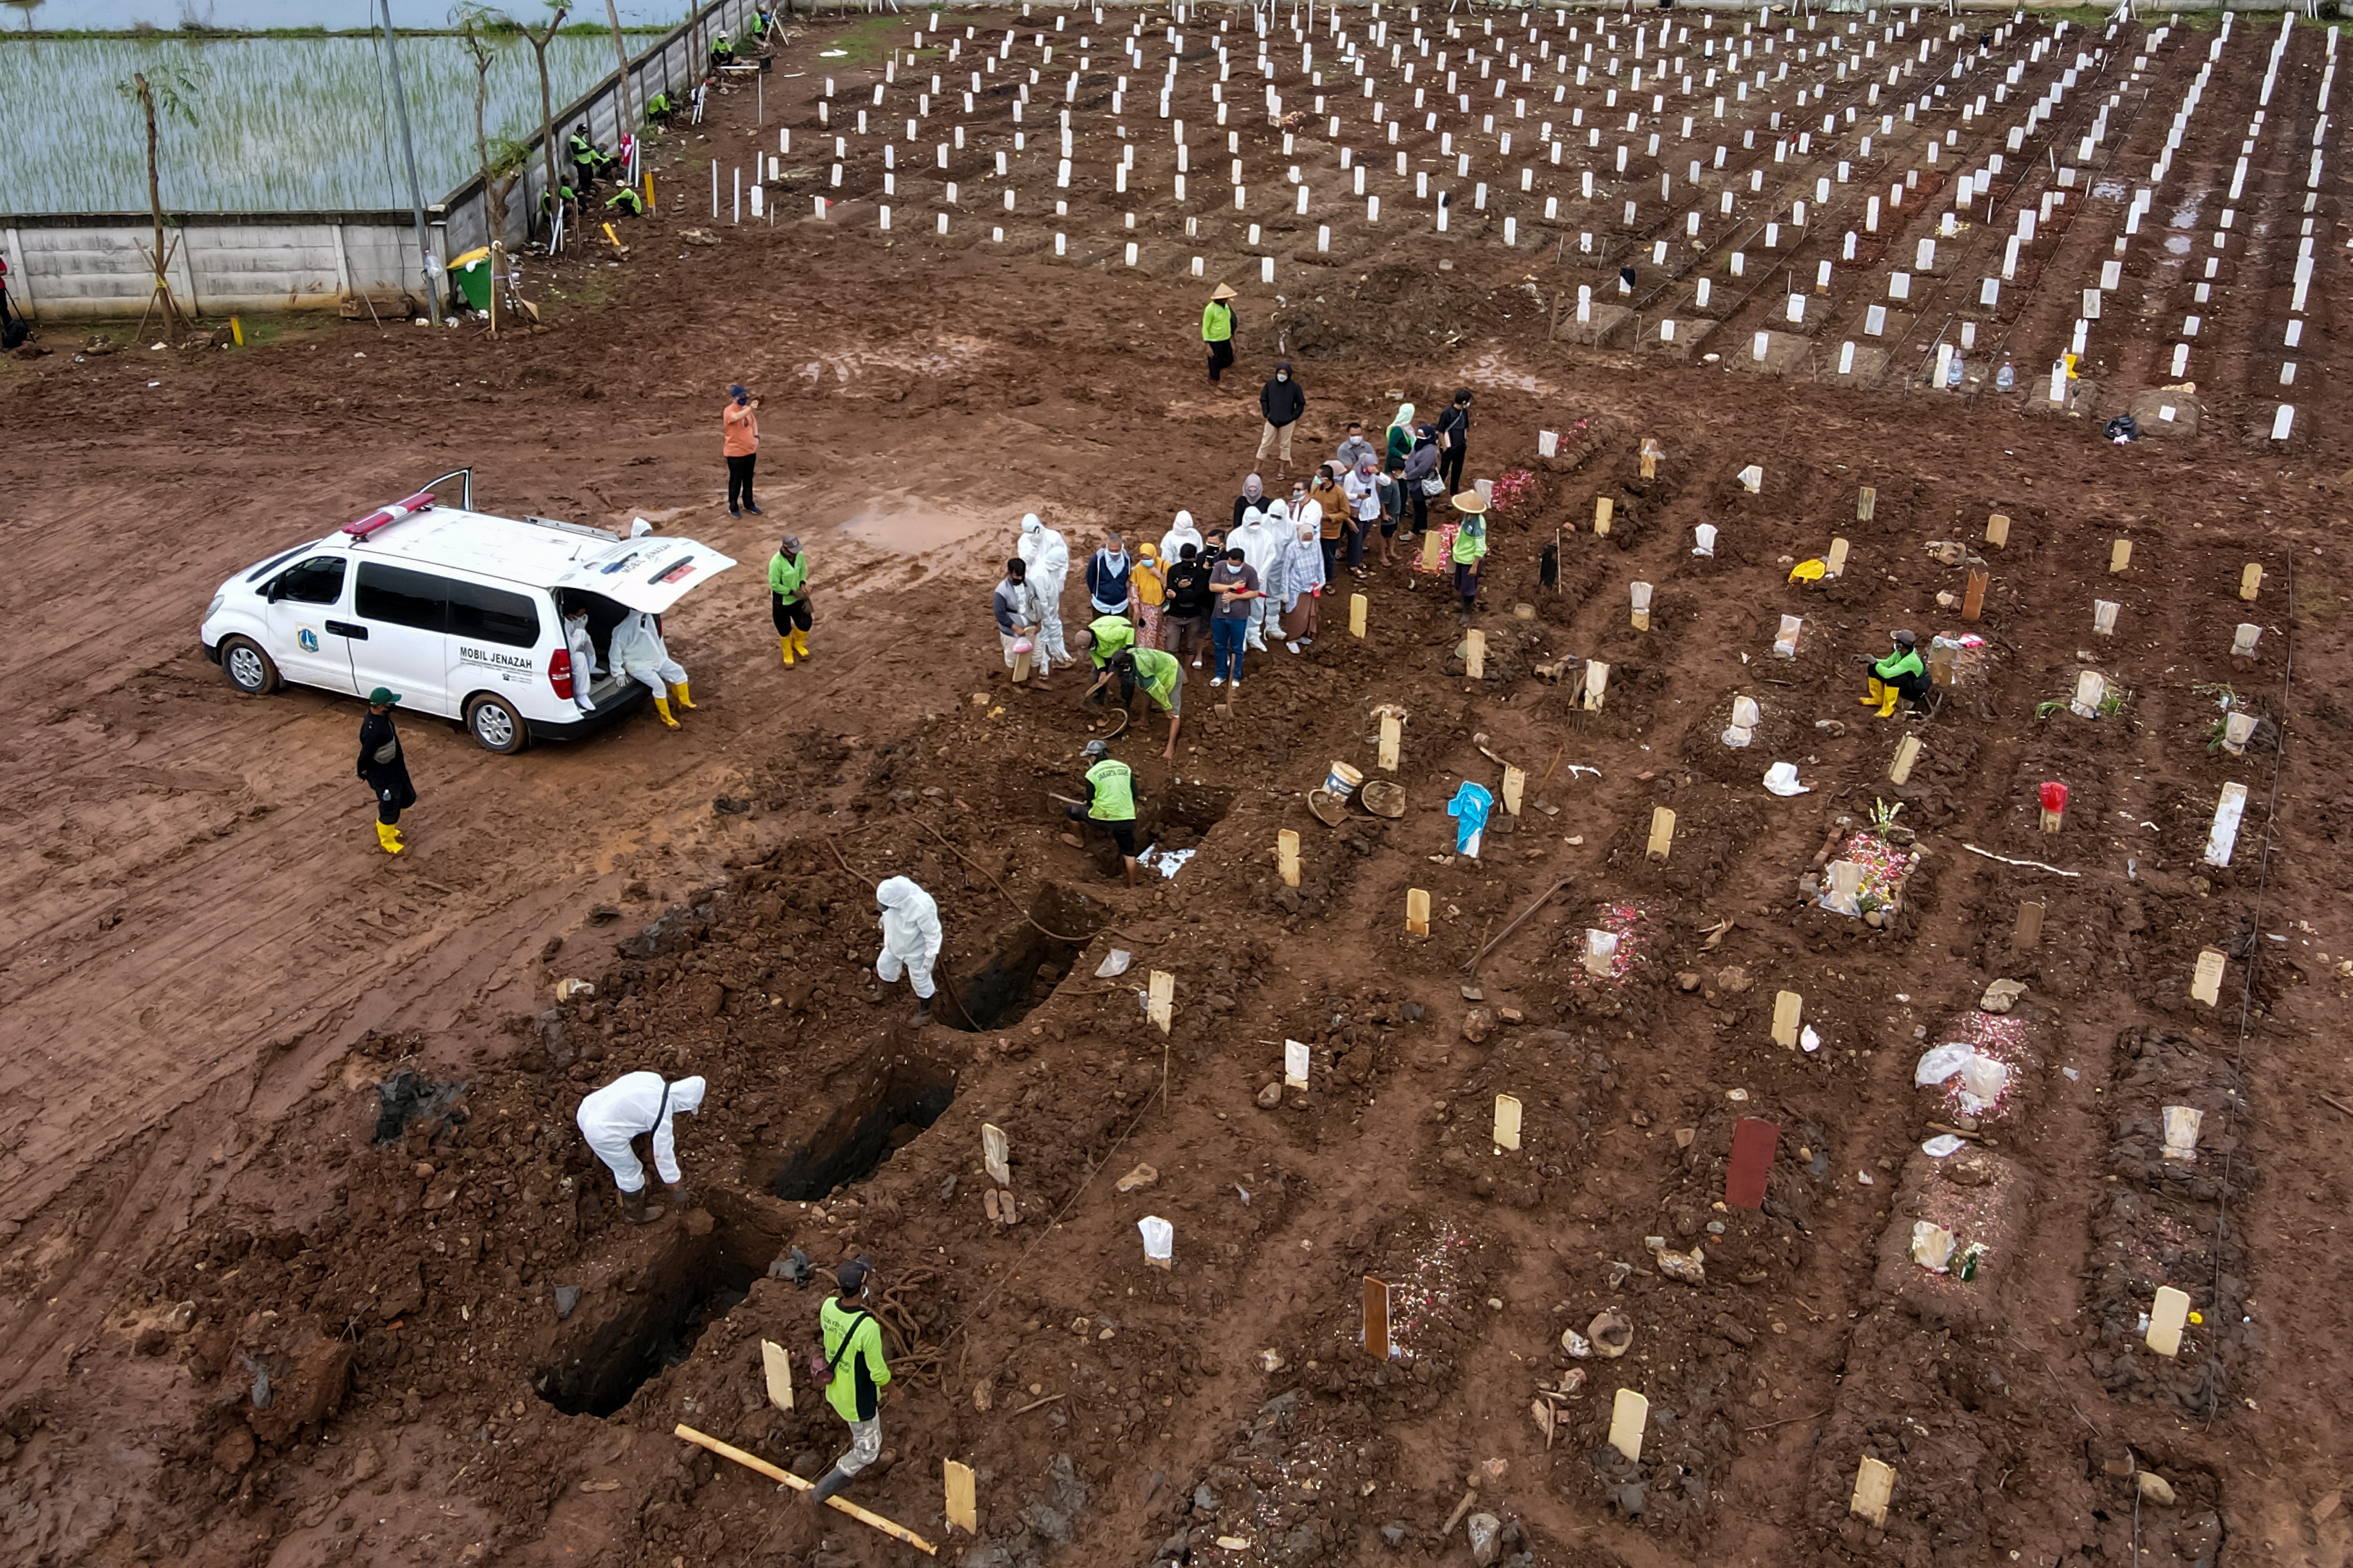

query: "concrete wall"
left=1, top=0, right=761, bottom=323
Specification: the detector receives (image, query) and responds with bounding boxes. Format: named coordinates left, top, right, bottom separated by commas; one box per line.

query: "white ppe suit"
left=611, top=610, right=687, bottom=696
left=874, top=876, right=942, bottom=1001
left=575, top=1071, right=706, bottom=1194
left=1159, top=510, right=1204, bottom=569
left=1231, top=505, right=1285, bottom=651
left=1016, top=514, right=1071, bottom=669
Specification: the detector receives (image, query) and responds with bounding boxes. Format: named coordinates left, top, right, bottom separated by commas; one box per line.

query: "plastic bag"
left=1139, top=1215, right=1173, bottom=1263
left=1914, top=1041, right=1976, bottom=1088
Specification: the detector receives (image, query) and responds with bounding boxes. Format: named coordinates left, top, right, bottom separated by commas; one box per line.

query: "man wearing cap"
left=1256, top=360, right=1307, bottom=474
left=1860, top=630, right=1929, bottom=719
left=1201, top=284, right=1238, bottom=383
left=808, top=1258, right=892, bottom=1506
left=769, top=533, right=811, bottom=666
left=573, top=1069, right=706, bottom=1225
left=723, top=385, right=762, bottom=517
left=357, top=687, right=417, bottom=856
left=1065, top=739, right=1140, bottom=885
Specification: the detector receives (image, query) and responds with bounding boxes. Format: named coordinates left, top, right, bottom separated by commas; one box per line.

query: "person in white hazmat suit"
left=1159, top=509, right=1204, bottom=570
left=1015, top=514, right=1071, bottom=671
left=574, top=1071, right=706, bottom=1224
left=611, top=609, right=694, bottom=729
left=562, top=601, right=599, bottom=714
left=1230, top=499, right=1286, bottom=653
left=871, top=876, right=943, bottom=1024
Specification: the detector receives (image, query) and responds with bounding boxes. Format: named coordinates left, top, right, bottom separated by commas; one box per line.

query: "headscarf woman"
left=1404, top=425, right=1450, bottom=585
left=1384, top=402, right=1417, bottom=467
left=1131, top=541, right=1168, bottom=649
left=1276, top=517, right=1327, bottom=653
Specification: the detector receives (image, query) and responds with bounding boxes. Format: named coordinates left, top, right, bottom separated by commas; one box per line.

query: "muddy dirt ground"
left=3, top=6, right=2352, bottom=1567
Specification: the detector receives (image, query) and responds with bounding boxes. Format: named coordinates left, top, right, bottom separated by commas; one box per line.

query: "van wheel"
left=466, top=694, right=528, bottom=754
left=221, top=637, right=279, bottom=696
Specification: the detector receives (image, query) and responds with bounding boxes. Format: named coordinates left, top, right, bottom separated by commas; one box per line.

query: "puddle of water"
left=2164, top=235, right=2192, bottom=255
left=834, top=497, right=1000, bottom=556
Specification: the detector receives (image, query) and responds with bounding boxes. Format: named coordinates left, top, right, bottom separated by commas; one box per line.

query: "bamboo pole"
left=673, top=1424, right=939, bottom=1556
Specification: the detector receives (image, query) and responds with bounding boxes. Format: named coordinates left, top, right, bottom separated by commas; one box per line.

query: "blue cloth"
left=1446, top=782, right=1494, bottom=855
left=1212, top=616, right=1247, bottom=683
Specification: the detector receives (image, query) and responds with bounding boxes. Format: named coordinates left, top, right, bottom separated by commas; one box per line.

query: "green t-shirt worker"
left=1202, top=282, right=1237, bottom=384
left=1065, top=739, right=1140, bottom=884
left=769, top=533, right=811, bottom=666
left=809, top=1258, right=891, bottom=1506
left=1861, top=629, right=1927, bottom=719
left=1109, top=648, right=1185, bottom=760
left=1075, top=612, right=1137, bottom=708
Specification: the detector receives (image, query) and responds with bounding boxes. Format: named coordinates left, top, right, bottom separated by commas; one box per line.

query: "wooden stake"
left=1771, top=990, right=1803, bottom=1048
left=1984, top=513, right=2009, bottom=548
left=945, top=1459, right=978, bottom=1535
left=1465, top=630, right=1487, bottom=679
left=2040, top=803, right=2063, bottom=834
left=1012, top=648, right=1034, bottom=683
left=1608, top=1389, right=1648, bottom=1462
left=1277, top=829, right=1301, bottom=886
left=1888, top=734, right=1922, bottom=785
left=1824, top=538, right=1850, bottom=579
left=1640, top=436, right=1663, bottom=478
left=1850, top=1457, right=1895, bottom=1526
left=1349, top=592, right=1368, bottom=637
left=1594, top=496, right=1615, bottom=533
left=1583, top=661, right=1610, bottom=711
left=2011, top=899, right=2044, bottom=949
left=1501, top=765, right=1525, bottom=816
left=1646, top=806, right=1675, bottom=861
left=1856, top=486, right=1877, bottom=521
left=1148, top=970, right=1175, bottom=1032
left=2239, top=562, right=2263, bottom=601
left=761, top=1340, right=795, bottom=1410
left=1961, top=569, right=1988, bottom=621
left=1419, top=530, right=1445, bottom=572
left=1406, top=889, right=1431, bottom=936
left=2109, top=538, right=2132, bottom=573
left=2147, top=1286, right=2191, bottom=1357
left=1363, top=1276, right=1392, bottom=1359
left=1492, top=1093, right=1523, bottom=1151
left=2189, top=949, right=2226, bottom=1007
left=674, top=1425, right=939, bottom=1556
left=1378, top=711, right=1403, bottom=771
left=982, top=1123, right=1010, bottom=1187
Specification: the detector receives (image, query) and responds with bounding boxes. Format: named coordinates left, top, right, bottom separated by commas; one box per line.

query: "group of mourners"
left=988, top=390, right=1495, bottom=737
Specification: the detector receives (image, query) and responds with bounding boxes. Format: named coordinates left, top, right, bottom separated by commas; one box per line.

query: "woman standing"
left=722, top=384, right=761, bottom=517
left=1275, top=517, right=1326, bottom=654
left=769, top=533, right=811, bottom=665
left=1383, top=402, right=1417, bottom=467
left=1402, top=425, right=1443, bottom=576
left=358, top=688, right=417, bottom=856
left=1449, top=493, right=1490, bottom=623
left=1131, top=542, right=1169, bottom=650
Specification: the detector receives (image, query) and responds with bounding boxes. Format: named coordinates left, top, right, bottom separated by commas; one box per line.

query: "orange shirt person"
left=723, top=384, right=761, bottom=517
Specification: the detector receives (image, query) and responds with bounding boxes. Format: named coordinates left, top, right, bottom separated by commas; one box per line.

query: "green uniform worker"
left=606, top=185, right=644, bottom=216
left=1069, top=739, right=1141, bottom=884
left=1110, top=647, right=1185, bottom=760
left=809, top=1258, right=891, bottom=1506
left=769, top=535, right=811, bottom=666
left=1202, top=282, right=1237, bottom=383
left=1078, top=612, right=1137, bottom=706
left=1861, top=629, right=1928, bottom=719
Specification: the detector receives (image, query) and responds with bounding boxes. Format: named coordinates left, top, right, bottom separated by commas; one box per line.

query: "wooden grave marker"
left=1378, top=711, right=1403, bottom=771
left=1502, top=765, right=1525, bottom=816
left=1284, top=1038, right=1310, bottom=1090
left=1856, top=485, right=1877, bottom=521
left=1725, top=1116, right=1779, bottom=1209
left=2109, top=538, right=2133, bottom=573
left=1771, top=991, right=1804, bottom=1048
left=2189, top=949, right=2226, bottom=1007
left=945, top=1459, right=979, bottom=1535
left=1594, top=496, right=1615, bottom=533
left=1824, top=538, right=1851, bottom=580
left=2146, top=1285, right=2191, bottom=1357
left=2012, top=899, right=2045, bottom=949
left=1647, top=807, right=1676, bottom=860
left=1277, top=829, right=1301, bottom=886
left=1961, top=569, right=1988, bottom=621
left=761, top=1339, right=795, bottom=1410
left=1492, top=1093, right=1523, bottom=1151
left=1362, top=1276, right=1392, bottom=1360
left=1148, top=970, right=1175, bottom=1033
left=1583, top=661, right=1611, bottom=711
left=1406, top=889, right=1431, bottom=936
left=1851, top=1457, right=1895, bottom=1526
left=1984, top=513, right=2010, bottom=548
left=1465, top=630, right=1487, bottom=679
left=1889, top=734, right=1922, bottom=785
left=1349, top=592, right=1368, bottom=637
left=1608, top=1389, right=1649, bottom=1462
left=1419, top=530, right=1446, bottom=572
left=2239, top=563, right=2263, bottom=601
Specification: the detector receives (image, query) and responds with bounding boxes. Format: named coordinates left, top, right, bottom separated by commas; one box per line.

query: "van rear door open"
left=556, top=536, right=738, bottom=613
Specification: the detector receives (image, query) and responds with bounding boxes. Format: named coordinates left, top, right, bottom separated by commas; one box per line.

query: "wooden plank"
left=1961, top=569, right=1988, bottom=621
left=1856, top=485, right=1876, bottom=521
left=1851, top=1457, right=1895, bottom=1525
left=1148, top=970, right=1175, bottom=1033
left=2189, top=949, right=2226, bottom=1007
left=1771, top=991, right=1803, bottom=1048
left=1725, top=1117, right=1779, bottom=1209
left=761, top=1339, right=795, bottom=1411
left=2110, top=538, right=2132, bottom=572
left=1492, top=1093, right=1523, bottom=1151
left=1363, top=1276, right=1392, bottom=1360
left=1501, top=765, right=1525, bottom=817
left=1378, top=711, right=1403, bottom=771
left=2011, top=899, right=2044, bottom=949
left=1888, top=734, right=1922, bottom=785
left=1984, top=513, right=2009, bottom=548
left=1608, top=1389, right=1648, bottom=1462
left=674, top=1424, right=939, bottom=1556
left=2146, top=1286, right=2191, bottom=1357
left=1406, top=889, right=1431, bottom=936
left=944, top=1459, right=978, bottom=1535
left=1646, top=806, right=1676, bottom=860
left=1277, top=829, right=1301, bottom=887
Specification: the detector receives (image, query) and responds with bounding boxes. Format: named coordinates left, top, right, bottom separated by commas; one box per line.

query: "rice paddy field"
left=2, top=30, right=669, bottom=215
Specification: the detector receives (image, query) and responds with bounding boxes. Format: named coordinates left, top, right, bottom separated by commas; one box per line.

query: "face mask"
left=1277, top=373, right=1289, bottom=381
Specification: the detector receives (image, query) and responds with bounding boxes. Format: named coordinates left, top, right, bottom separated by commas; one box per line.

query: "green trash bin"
left=449, top=247, right=493, bottom=313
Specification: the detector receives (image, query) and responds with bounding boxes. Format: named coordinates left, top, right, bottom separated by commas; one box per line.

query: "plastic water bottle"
left=1995, top=356, right=2016, bottom=392
left=1945, top=352, right=1964, bottom=388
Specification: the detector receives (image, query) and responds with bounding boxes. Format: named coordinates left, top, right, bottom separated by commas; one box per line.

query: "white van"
left=199, top=469, right=737, bottom=753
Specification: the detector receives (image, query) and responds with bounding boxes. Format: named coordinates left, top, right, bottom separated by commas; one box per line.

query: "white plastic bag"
left=1914, top=1041, right=1976, bottom=1088
left=1139, top=1216, right=1173, bottom=1263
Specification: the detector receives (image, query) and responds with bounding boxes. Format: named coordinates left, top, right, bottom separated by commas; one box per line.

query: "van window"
left=355, top=563, right=452, bottom=632
left=273, top=556, right=346, bottom=606
left=447, top=578, right=541, bottom=648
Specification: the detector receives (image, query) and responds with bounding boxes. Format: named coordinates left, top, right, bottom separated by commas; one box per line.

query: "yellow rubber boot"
left=1857, top=676, right=1884, bottom=708
left=790, top=628, right=811, bottom=662
left=670, top=681, right=697, bottom=710
left=653, top=695, right=680, bottom=729
left=375, top=822, right=405, bottom=855
left=780, top=635, right=795, bottom=667
left=1875, top=685, right=1900, bottom=719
